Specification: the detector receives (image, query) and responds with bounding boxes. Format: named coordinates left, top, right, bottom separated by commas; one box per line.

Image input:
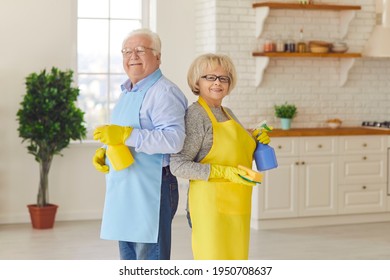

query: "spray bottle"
left=253, top=120, right=278, bottom=171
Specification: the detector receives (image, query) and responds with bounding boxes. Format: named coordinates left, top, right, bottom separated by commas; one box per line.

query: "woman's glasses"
left=201, top=74, right=230, bottom=83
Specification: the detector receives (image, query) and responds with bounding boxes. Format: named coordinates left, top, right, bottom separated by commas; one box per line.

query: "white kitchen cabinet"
left=258, top=137, right=338, bottom=219
left=298, top=155, right=338, bottom=217
left=338, top=136, right=388, bottom=214
left=258, top=137, right=299, bottom=218
left=338, top=154, right=387, bottom=185
left=252, top=132, right=390, bottom=229
left=338, top=183, right=387, bottom=214
left=260, top=156, right=299, bottom=219
left=339, top=135, right=387, bottom=154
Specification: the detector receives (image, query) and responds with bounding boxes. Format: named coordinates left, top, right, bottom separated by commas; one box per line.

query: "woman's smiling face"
left=198, top=65, right=230, bottom=107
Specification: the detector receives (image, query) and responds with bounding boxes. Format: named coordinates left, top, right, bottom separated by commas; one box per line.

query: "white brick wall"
left=195, top=0, right=390, bottom=129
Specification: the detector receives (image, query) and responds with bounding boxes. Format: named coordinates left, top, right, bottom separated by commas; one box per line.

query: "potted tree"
left=274, top=102, right=297, bottom=130
left=16, top=67, right=86, bottom=229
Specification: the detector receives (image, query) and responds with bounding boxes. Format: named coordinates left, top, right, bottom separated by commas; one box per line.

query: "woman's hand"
left=251, top=126, right=272, bottom=144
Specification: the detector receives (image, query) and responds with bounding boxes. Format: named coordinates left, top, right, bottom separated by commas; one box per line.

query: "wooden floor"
left=1, top=215, right=390, bottom=260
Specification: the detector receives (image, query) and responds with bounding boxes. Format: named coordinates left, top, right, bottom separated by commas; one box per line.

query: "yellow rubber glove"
left=92, top=148, right=109, bottom=174
left=106, top=144, right=135, bottom=171
left=93, top=125, right=133, bottom=145
left=209, top=164, right=255, bottom=186
left=252, top=126, right=273, bottom=145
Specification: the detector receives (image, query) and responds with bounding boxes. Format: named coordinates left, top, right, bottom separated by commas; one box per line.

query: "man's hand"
left=93, top=125, right=133, bottom=145
left=92, top=148, right=109, bottom=174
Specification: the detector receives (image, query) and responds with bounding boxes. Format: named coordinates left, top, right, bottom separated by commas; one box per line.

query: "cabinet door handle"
left=362, top=143, right=367, bottom=147
left=362, top=186, right=367, bottom=190
left=318, top=144, right=322, bottom=148
left=278, top=145, right=282, bottom=149
left=301, top=161, right=305, bottom=165
left=362, top=156, right=367, bottom=160
left=295, top=161, right=300, bottom=165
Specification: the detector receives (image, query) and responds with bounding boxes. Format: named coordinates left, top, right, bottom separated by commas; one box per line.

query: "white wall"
left=156, top=0, right=197, bottom=104
left=1, top=0, right=388, bottom=225
left=0, top=0, right=92, bottom=224
left=194, top=0, right=390, bottom=129
left=0, top=0, right=195, bottom=224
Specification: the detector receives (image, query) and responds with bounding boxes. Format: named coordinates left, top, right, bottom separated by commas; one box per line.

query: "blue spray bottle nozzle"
left=254, top=120, right=272, bottom=134
left=262, top=123, right=272, bottom=132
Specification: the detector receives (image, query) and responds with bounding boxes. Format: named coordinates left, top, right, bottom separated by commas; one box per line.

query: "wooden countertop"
left=270, top=127, right=390, bottom=137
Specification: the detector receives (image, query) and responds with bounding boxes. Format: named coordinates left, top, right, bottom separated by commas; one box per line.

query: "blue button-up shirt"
left=122, top=69, right=188, bottom=166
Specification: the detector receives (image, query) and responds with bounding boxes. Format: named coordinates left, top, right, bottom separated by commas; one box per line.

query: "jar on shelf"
left=264, top=37, right=275, bottom=52
left=276, top=37, right=285, bottom=52
left=285, top=38, right=295, bottom=52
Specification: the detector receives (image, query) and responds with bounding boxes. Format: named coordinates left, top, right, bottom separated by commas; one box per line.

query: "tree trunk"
left=38, top=156, right=52, bottom=207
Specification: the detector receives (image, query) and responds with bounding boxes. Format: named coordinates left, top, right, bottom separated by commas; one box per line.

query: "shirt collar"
left=121, top=69, right=162, bottom=93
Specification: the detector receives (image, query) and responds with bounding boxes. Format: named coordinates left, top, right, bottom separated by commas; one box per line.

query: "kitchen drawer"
left=300, top=137, right=337, bottom=156
left=338, top=154, right=387, bottom=184
left=338, top=183, right=387, bottom=214
left=272, top=137, right=299, bottom=157
left=339, top=136, right=387, bottom=154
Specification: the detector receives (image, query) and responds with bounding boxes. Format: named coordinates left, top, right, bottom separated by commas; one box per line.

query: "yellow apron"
left=189, top=97, right=256, bottom=260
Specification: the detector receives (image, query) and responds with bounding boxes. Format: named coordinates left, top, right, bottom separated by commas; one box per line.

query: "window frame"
left=75, top=0, right=152, bottom=140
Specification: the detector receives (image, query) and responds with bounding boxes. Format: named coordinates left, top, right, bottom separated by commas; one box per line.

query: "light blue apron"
left=100, top=70, right=163, bottom=243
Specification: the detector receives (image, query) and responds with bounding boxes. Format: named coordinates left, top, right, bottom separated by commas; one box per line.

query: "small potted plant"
left=274, top=102, right=297, bottom=130
left=16, top=67, right=87, bottom=229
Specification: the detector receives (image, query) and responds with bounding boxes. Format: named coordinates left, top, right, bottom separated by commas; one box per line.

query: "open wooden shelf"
left=252, top=2, right=361, bottom=11
left=252, top=52, right=362, bottom=58
left=253, top=52, right=360, bottom=87
left=252, top=2, right=362, bottom=87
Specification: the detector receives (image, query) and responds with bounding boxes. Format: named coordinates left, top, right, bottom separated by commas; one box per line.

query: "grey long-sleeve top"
left=170, top=101, right=242, bottom=181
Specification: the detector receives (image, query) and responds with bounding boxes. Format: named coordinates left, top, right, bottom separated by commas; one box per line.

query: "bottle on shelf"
left=296, top=28, right=307, bottom=53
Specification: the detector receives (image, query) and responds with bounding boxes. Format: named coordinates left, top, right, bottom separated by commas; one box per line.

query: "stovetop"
left=362, top=121, right=390, bottom=129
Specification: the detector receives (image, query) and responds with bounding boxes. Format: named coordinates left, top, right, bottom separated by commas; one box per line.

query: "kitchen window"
left=77, top=0, right=150, bottom=138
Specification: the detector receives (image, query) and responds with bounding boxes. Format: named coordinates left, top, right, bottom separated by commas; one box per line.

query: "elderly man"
left=93, top=28, right=188, bottom=260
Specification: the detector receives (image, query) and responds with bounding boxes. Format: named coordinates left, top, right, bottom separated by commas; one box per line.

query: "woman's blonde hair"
left=187, top=53, right=237, bottom=95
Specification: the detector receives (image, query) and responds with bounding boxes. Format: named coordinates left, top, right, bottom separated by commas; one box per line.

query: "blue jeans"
left=118, top=166, right=179, bottom=260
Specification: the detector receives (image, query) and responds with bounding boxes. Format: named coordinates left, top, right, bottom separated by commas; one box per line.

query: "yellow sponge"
left=237, top=165, right=263, bottom=183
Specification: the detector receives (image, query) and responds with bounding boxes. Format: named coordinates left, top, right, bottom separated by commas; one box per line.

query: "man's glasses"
left=201, top=74, right=230, bottom=83
left=121, top=46, right=155, bottom=57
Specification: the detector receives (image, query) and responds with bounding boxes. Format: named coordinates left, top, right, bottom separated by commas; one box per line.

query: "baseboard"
left=251, top=212, right=390, bottom=230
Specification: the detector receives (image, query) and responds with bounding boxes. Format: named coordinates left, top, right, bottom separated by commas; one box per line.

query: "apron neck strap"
left=198, top=96, right=232, bottom=123
left=198, top=97, right=218, bottom=123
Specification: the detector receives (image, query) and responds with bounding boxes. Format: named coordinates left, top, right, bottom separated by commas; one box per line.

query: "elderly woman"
left=170, top=53, right=270, bottom=260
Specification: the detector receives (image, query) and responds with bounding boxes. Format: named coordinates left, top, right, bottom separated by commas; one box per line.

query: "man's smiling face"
left=122, top=34, right=161, bottom=85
